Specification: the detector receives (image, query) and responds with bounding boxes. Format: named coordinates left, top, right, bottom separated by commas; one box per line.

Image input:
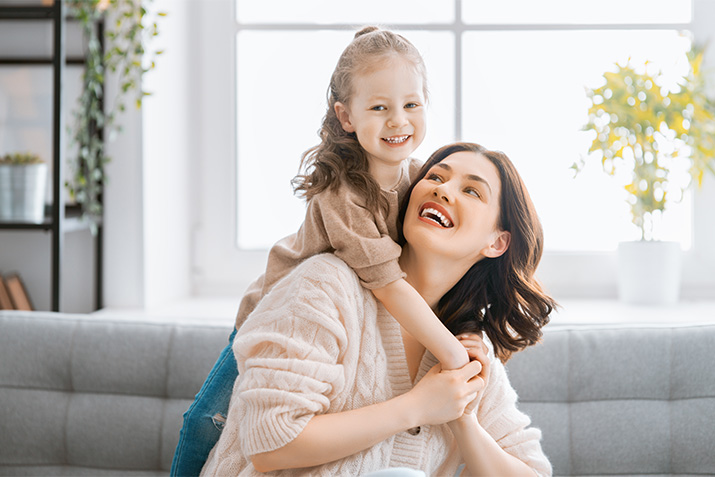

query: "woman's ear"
left=483, top=230, right=511, bottom=258
left=334, top=102, right=355, bottom=133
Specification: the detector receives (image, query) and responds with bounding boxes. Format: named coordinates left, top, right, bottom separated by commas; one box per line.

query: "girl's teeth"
left=383, top=135, right=409, bottom=144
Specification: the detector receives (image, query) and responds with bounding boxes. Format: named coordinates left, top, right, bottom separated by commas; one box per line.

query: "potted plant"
left=0, top=152, right=48, bottom=223
left=65, top=0, right=164, bottom=232
left=574, top=42, right=715, bottom=305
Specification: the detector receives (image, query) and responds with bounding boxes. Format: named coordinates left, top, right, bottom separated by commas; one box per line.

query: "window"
left=193, top=0, right=715, bottom=299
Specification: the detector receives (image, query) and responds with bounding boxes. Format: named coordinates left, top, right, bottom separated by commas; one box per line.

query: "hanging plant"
left=65, top=0, right=164, bottom=232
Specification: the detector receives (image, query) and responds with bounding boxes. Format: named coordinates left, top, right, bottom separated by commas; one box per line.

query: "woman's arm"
left=251, top=360, right=484, bottom=473
left=448, top=334, right=546, bottom=477
left=373, top=278, right=469, bottom=370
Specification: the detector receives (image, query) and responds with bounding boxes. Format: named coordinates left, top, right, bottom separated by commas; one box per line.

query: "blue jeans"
left=171, top=329, right=238, bottom=477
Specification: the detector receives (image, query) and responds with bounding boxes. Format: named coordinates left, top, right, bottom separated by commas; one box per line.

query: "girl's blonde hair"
left=292, top=26, right=428, bottom=214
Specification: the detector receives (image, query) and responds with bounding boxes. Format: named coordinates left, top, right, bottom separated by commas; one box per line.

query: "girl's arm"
left=251, top=360, right=484, bottom=473
left=449, top=334, right=548, bottom=477
left=448, top=415, right=537, bottom=477
left=372, top=278, right=469, bottom=369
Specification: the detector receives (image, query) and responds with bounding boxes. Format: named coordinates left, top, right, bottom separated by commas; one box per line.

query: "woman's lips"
left=418, top=202, right=453, bottom=228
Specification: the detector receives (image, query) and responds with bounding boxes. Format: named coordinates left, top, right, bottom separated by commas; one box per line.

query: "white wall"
left=103, top=0, right=195, bottom=310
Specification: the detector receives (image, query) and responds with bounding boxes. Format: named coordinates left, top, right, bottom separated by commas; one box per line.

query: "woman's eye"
left=466, top=188, right=481, bottom=198
left=426, top=173, right=443, bottom=183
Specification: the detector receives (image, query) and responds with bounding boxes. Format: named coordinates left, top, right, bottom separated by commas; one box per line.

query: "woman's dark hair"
left=291, top=26, right=428, bottom=215
left=398, top=142, right=557, bottom=362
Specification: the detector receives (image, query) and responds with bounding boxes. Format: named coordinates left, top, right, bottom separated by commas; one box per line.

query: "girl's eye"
left=405, top=102, right=419, bottom=109
left=371, top=105, right=386, bottom=111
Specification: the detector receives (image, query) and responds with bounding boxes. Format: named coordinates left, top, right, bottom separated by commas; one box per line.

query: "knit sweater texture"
left=202, top=254, right=552, bottom=477
left=233, top=158, right=423, bottom=329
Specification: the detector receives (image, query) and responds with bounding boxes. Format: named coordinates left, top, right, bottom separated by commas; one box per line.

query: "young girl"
left=171, top=26, right=469, bottom=476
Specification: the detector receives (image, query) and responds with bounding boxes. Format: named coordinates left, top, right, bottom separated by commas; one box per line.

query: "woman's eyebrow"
left=435, top=162, right=492, bottom=196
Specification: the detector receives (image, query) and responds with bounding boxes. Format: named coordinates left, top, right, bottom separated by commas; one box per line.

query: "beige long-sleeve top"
left=202, top=254, right=552, bottom=477
left=233, top=158, right=423, bottom=329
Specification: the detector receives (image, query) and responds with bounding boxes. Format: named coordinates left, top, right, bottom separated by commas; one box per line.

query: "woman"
left=201, top=142, right=556, bottom=476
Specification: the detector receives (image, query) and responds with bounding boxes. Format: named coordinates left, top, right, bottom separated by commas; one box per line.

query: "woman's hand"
left=456, top=333, right=491, bottom=417
left=407, top=359, right=484, bottom=426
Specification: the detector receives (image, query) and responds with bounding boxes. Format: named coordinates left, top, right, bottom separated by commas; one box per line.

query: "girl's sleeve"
left=309, top=188, right=404, bottom=290
left=477, top=355, right=553, bottom=477
left=231, top=257, right=356, bottom=457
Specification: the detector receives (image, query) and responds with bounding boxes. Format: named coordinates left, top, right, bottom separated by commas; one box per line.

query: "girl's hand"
left=408, top=359, right=484, bottom=426
left=456, top=333, right=491, bottom=417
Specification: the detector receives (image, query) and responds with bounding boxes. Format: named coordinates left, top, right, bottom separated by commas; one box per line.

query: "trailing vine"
left=66, top=0, right=164, bottom=232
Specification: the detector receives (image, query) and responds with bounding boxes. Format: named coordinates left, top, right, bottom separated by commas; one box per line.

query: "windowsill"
left=549, top=299, right=715, bottom=326
left=92, top=296, right=240, bottom=326
left=92, top=297, right=715, bottom=327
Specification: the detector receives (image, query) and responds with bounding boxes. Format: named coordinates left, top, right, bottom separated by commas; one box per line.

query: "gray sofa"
left=1, top=310, right=714, bottom=476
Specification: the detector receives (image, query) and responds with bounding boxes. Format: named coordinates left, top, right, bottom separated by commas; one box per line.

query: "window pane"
left=237, top=0, right=454, bottom=24
left=462, top=30, right=692, bottom=251
left=236, top=30, right=454, bottom=249
left=462, top=0, right=691, bottom=24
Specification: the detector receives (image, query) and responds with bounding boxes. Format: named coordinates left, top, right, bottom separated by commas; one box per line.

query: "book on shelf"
left=0, top=276, right=13, bottom=310
left=3, top=273, right=33, bottom=311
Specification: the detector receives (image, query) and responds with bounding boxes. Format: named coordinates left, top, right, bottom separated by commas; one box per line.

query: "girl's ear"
left=334, top=102, right=355, bottom=133
left=483, top=230, right=511, bottom=259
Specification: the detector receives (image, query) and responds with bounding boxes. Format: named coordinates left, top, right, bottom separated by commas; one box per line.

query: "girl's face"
left=403, top=150, right=511, bottom=265
left=334, top=56, right=426, bottom=177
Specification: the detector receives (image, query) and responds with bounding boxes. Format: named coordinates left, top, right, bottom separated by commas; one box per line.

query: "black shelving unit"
left=0, top=2, right=103, bottom=311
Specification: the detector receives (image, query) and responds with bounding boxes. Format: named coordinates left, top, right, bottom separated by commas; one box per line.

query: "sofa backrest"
left=506, top=323, right=715, bottom=476
left=0, top=311, right=232, bottom=476
left=3, top=312, right=715, bottom=476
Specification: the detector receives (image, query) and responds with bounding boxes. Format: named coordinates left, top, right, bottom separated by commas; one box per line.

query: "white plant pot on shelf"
left=0, top=163, right=48, bottom=223
left=617, top=240, right=682, bottom=306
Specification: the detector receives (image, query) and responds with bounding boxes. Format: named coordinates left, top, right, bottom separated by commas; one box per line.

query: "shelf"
left=0, top=1, right=103, bottom=311
left=0, top=205, right=96, bottom=232
left=0, top=57, right=86, bottom=65
left=0, top=6, right=53, bottom=20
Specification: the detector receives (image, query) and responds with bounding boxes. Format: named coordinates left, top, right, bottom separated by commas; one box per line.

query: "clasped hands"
left=409, top=332, right=490, bottom=427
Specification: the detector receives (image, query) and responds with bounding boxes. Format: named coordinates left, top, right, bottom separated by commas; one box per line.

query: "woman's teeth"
left=420, top=208, right=453, bottom=227
left=383, top=135, right=409, bottom=144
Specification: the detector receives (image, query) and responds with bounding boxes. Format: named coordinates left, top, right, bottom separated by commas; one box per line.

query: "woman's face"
left=403, top=150, right=510, bottom=265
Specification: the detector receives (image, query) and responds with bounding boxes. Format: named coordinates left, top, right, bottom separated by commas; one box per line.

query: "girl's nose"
left=387, top=110, right=408, bottom=128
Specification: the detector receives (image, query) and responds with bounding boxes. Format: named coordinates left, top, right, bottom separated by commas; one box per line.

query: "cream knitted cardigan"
left=201, top=254, right=552, bottom=477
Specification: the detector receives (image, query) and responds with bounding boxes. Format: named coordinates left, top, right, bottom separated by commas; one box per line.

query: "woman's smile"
left=418, top=202, right=453, bottom=228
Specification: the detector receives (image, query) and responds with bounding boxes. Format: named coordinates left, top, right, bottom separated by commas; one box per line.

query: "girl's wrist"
left=448, top=412, right=479, bottom=434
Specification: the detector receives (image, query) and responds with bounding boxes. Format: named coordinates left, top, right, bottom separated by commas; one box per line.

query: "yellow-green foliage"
left=0, top=152, right=43, bottom=165
left=578, top=44, right=715, bottom=239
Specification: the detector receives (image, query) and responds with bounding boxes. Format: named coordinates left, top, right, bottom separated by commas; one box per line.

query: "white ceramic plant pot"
left=0, top=163, right=48, bottom=223
left=617, top=240, right=681, bottom=306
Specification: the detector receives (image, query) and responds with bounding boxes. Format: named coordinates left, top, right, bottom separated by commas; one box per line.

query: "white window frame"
left=192, top=0, right=715, bottom=300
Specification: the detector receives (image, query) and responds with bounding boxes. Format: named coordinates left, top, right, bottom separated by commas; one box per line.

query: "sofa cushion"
left=0, top=311, right=232, bottom=475
left=506, top=323, right=715, bottom=477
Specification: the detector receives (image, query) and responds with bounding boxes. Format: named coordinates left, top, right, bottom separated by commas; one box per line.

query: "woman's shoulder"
left=284, top=253, right=364, bottom=297
left=298, top=253, right=357, bottom=276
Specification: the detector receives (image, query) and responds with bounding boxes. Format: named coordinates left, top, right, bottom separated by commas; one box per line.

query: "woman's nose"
left=432, top=185, right=451, bottom=203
